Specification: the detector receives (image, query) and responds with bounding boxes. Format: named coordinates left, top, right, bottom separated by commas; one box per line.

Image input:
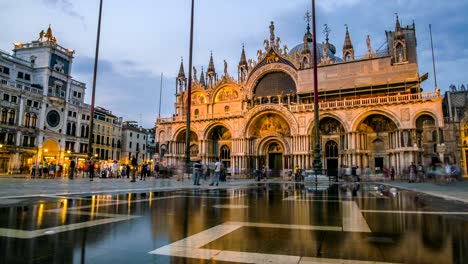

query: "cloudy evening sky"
left=2, top=0, right=467, bottom=127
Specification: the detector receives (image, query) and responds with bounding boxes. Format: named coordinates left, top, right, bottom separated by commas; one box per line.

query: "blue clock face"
left=46, top=110, right=60, bottom=127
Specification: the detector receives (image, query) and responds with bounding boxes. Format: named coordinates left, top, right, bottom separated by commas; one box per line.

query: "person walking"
left=408, top=162, right=417, bottom=183
left=417, top=163, right=425, bottom=182
left=141, top=162, right=147, bottom=180
left=130, top=156, right=138, bottom=182
left=89, top=159, right=95, bottom=181
left=209, top=157, right=221, bottom=186
left=69, top=158, right=76, bottom=180
left=193, top=158, right=202, bottom=186
left=155, top=162, right=160, bottom=178
left=294, top=165, right=300, bottom=182
left=390, top=166, right=395, bottom=181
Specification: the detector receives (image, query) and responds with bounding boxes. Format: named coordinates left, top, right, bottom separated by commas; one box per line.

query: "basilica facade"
left=155, top=16, right=444, bottom=178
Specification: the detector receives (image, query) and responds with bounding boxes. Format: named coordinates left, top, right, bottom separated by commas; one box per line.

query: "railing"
left=157, top=92, right=440, bottom=124
left=289, top=92, right=440, bottom=112
left=157, top=111, right=246, bottom=123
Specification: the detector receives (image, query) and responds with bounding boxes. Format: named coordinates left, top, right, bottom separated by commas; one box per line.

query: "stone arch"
left=172, top=127, right=199, bottom=142
left=42, top=138, right=60, bottom=160
left=242, top=104, right=299, bottom=137
left=245, top=112, right=292, bottom=139
left=307, top=113, right=348, bottom=135
left=413, top=110, right=441, bottom=129
left=245, top=63, right=298, bottom=99
left=203, top=122, right=233, bottom=140
left=158, top=130, right=167, bottom=143
left=252, top=71, right=296, bottom=97
left=256, top=135, right=290, bottom=156
left=351, top=110, right=400, bottom=132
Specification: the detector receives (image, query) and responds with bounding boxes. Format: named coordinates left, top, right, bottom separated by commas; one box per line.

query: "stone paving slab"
left=379, top=181, right=468, bottom=204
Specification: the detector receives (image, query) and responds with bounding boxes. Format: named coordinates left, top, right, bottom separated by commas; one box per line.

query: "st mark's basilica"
left=155, top=15, right=444, bottom=178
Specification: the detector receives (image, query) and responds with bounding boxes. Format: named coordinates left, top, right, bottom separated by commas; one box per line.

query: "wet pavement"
left=0, top=180, right=467, bottom=263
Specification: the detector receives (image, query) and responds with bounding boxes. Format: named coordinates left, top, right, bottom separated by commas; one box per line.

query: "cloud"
left=42, top=0, right=85, bottom=25
left=72, top=57, right=175, bottom=128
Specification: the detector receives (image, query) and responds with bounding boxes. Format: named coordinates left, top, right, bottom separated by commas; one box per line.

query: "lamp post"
left=184, top=0, right=195, bottom=174
left=311, top=0, right=322, bottom=181
left=87, top=0, right=104, bottom=162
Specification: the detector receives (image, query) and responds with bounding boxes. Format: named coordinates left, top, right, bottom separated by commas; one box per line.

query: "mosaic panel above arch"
left=319, top=117, right=345, bottom=135
left=357, top=114, right=398, bottom=133
left=175, top=129, right=199, bottom=143
left=214, top=86, right=239, bottom=103
left=249, top=113, right=290, bottom=138
left=207, top=125, right=232, bottom=140
left=242, top=104, right=299, bottom=136
left=191, top=92, right=207, bottom=105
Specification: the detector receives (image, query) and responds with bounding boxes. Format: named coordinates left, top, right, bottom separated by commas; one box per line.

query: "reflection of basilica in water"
left=155, top=16, right=444, bottom=177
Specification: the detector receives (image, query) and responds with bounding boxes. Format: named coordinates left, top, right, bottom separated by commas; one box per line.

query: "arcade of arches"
left=156, top=19, right=446, bottom=177
left=160, top=110, right=443, bottom=178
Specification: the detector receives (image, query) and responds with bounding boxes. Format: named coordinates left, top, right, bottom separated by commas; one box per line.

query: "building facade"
left=443, top=85, right=468, bottom=177
left=0, top=26, right=91, bottom=174
left=121, top=121, right=148, bottom=165
left=91, top=106, right=122, bottom=161
left=155, top=16, right=445, bottom=178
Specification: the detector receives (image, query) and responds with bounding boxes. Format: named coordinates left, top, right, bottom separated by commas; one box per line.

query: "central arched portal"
left=265, top=141, right=283, bottom=177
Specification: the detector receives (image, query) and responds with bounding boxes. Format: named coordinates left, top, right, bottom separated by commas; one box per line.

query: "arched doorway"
left=175, top=129, right=199, bottom=161
left=206, top=125, right=232, bottom=162
left=325, top=141, right=338, bottom=177
left=266, top=141, right=283, bottom=177
left=42, top=138, right=60, bottom=165
left=416, top=115, right=437, bottom=166
left=357, top=114, right=398, bottom=170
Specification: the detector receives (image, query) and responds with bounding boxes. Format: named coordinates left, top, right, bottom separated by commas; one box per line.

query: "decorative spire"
left=395, top=14, right=405, bottom=40
left=199, top=66, right=206, bottom=88
left=304, top=11, right=313, bottom=43
left=239, top=44, right=248, bottom=68
left=342, top=25, right=355, bottom=61
left=238, top=44, right=249, bottom=82
left=177, top=57, right=186, bottom=79
left=269, top=21, right=275, bottom=46
left=343, top=25, right=353, bottom=50
left=207, top=51, right=216, bottom=74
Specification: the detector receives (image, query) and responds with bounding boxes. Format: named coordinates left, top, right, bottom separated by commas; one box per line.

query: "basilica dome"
left=289, top=41, right=343, bottom=63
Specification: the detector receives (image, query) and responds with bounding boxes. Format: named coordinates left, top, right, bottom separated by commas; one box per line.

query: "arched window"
left=117, top=140, right=121, bottom=148
left=1, top=109, right=7, bottom=124
left=71, top=123, right=76, bottom=136
left=66, top=123, right=71, bottom=135
left=85, top=126, right=89, bottom=137
left=80, top=125, right=85, bottom=137
left=24, top=113, right=31, bottom=127
left=396, top=43, right=405, bottom=63
left=8, top=110, right=15, bottom=125
left=224, top=106, right=230, bottom=113
left=194, top=109, right=199, bottom=117
left=31, top=114, right=37, bottom=128
left=220, top=145, right=231, bottom=160
left=96, top=135, right=100, bottom=144
left=190, top=144, right=199, bottom=156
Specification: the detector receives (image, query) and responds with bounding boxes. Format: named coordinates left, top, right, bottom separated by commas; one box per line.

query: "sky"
left=2, top=0, right=467, bottom=128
